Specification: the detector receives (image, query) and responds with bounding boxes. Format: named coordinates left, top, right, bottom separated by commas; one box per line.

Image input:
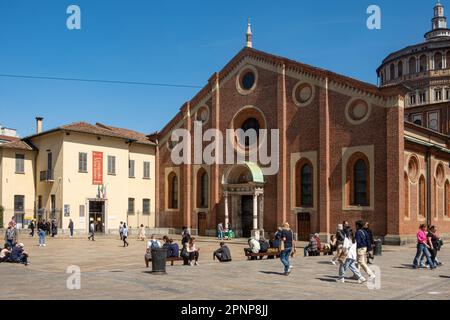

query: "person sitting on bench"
left=213, top=242, right=232, bottom=262
left=244, top=238, right=260, bottom=260
left=304, top=234, right=319, bottom=257
left=167, top=239, right=180, bottom=258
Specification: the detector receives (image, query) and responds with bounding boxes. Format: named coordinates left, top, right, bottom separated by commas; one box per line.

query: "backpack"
left=150, top=240, right=161, bottom=250
left=259, top=240, right=269, bottom=253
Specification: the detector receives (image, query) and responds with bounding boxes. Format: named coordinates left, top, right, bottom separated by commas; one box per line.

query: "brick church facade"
left=153, top=7, right=450, bottom=245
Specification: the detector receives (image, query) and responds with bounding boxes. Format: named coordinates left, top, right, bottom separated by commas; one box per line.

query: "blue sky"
left=0, top=0, right=439, bottom=136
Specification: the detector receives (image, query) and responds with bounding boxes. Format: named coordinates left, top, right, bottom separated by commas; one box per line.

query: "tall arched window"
left=390, top=64, right=395, bottom=80
left=168, top=172, right=178, bottom=209
left=197, top=168, right=208, bottom=208
left=435, top=52, right=443, bottom=70
left=419, top=55, right=428, bottom=72
left=347, top=153, right=370, bottom=207
left=354, top=160, right=368, bottom=206
left=398, top=60, right=403, bottom=77
left=296, top=162, right=313, bottom=207
left=404, top=172, right=410, bottom=218
left=409, top=57, right=417, bottom=74
left=419, top=175, right=426, bottom=218
left=445, top=180, right=449, bottom=217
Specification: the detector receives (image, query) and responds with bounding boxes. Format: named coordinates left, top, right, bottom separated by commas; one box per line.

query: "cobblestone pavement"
left=0, top=234, right=449, bottom=300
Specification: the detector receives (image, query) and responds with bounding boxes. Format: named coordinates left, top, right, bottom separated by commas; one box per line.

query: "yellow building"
left=0, top=119, right=156, bottom=233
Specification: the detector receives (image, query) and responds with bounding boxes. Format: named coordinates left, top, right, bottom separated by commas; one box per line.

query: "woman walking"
left=138, top=224, right=146, bottom=241
left=122, top=223, right=129, bottom=247
left=38, top=220, right=46, bottom=247
left=279, top=222, right=296, bottom=276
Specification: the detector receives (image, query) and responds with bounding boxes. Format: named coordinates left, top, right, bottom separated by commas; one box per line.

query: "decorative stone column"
left=258, top=193, right=264, bottom=237
left=251, top=193, right=260, bottom=240
left=224, top=193, right=229, bottom=229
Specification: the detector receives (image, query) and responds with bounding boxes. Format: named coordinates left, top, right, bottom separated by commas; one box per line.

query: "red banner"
left=92, top=151, right=103, bottom=185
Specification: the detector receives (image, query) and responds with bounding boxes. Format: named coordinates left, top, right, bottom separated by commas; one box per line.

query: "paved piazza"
left=0, top=234, right=449, bottom=300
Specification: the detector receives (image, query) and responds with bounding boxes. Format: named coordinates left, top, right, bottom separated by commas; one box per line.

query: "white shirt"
left=249, top=239, right=261, bottom=253
left=147, top=239, right=162, bottom=249
left=348, top=243, right=357, bottom=260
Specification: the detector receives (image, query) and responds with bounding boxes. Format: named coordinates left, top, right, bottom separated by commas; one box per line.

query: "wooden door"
left=297, top=212, right=311, bottom=241
left=198, top=212, right=207, bottom=236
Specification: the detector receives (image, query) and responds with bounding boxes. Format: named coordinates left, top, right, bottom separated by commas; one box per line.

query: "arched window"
left=398, top=60, right=403, bottom=77
left=168, top=172, right=178, bottom=209
left=404, top=172, right=410, bottom=218
left=419, top=55, right=428, bottom=72
left=296, top=160, right=313, bottom=207
left=409, top=57, right=417, bottom=74
left=197, top=168, right=208, bottom=208
left=435, top=52, right=443, bottom=70
left=390, top=64, right=395, bottom=80
left=240, top=117, right=260, bottom=147
left=445, top=180, right=449, bottom=217
left=347, top=153, right=370, bottom=207
left=419, top=175, right=426, bottom=218
left=354, top=160, right=368, bottom=206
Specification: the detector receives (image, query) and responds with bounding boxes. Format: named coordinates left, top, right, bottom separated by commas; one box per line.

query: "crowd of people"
left=1, top=217, right=29, bottom=266
left=1, top=215, right=446, bottom=281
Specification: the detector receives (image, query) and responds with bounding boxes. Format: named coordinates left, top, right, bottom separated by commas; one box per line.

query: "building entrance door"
left=89, top=201, right=105, bottom=233
left=297, top=212, right=311, bottom=241
left=198, top=212, right=207, bottom=236
left=241, top=195, right=253, bottom=238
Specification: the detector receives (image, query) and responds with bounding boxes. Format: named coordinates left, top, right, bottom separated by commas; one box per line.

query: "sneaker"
left=284, top=271, right=291, bottom=276
left=43, top=244, right=46, bottom=247
left=331, top=260, right=337, bottom=266
left=195, top=261, right=199, bottom=266
left=190, top=261, right=195, bottom=266
left=288, top=265, right=293, bottom=271
left=358, top=277, right=367, bottom=284
left=336, top=278, right=345, bottom=283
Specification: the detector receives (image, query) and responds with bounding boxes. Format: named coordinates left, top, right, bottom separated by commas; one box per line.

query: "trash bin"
left=151, top=248, right=168, bottom=274
left=374, top=239, right=382, bottom=256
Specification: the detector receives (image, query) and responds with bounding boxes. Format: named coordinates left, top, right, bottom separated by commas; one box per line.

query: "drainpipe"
left=426, top=149, right=432, bottom=227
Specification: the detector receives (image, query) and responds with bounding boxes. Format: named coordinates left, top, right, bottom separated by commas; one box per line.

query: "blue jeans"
left=280, top=247, right=293, bottom=273
left=304, top=246, right=309, bottom=257
left=413, top=243, right=434, bottom=268
left=39, top=230, right=46, bottom=245
left=6, top=239, right=13, bottom=248
left=338, top=258, right=363, bottom=280
left=217, top=231, right=223, bottom=240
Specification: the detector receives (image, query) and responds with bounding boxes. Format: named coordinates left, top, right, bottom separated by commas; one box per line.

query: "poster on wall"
left=92, top=151, right=103, bottom=185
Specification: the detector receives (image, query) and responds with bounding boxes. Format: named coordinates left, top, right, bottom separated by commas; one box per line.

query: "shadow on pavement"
left=439, top=275, right=450, bottom=279
left=259, top=271, right=286, bottom=276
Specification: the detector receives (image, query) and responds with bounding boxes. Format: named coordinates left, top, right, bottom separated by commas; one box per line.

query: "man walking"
left=88, top=222, right=95, bottom=241
left=29, top=220, right=35, bottom=237
left=68, top=219, right=74, bottom=238
left=280, top=222, right=296, bottom=276
left=355, top=221, right=375, bottom=281
left=119, top=222, right=124, bottom=240
left=38, top=220, right=46, bottom=247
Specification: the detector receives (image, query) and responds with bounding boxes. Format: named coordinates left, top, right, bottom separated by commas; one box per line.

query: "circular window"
left=436, top=163, right=445, bottom=186
left=408, top=155, right=419, bottom=183
left=345, top=98, right=371, bottom=125
left=293, top=82, right=315, bottom=106
left=241, top=72, right=255, bottom=90
left=196, top=106, right=210, bottom=124
left=236, top=65, right=258, bottom=95
left=230, top=106, right=267, bottom=152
